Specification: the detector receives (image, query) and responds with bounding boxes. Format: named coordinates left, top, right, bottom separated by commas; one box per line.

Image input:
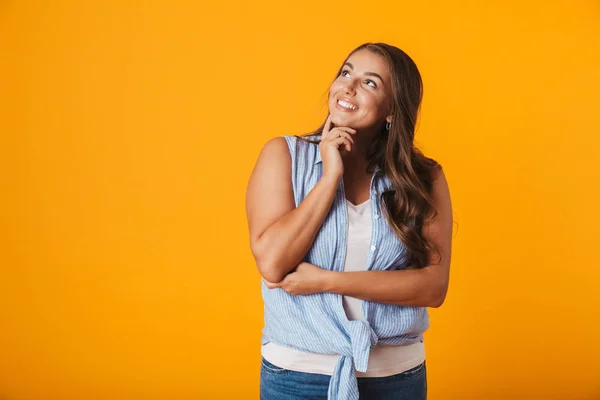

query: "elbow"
left=422, top=265, right=449, bottom=308
left=429, top=294, right=446, bottom=308
left=428, top=282, right=449, bottom=308
left=256, top=259, right=287, bottom=283
left=250, top=235, right=295, bottom=283
left=250, top=235, right=289, bottom=283
left=252, top=244, right=286, bottom=283
left=251, top=235, right=284, bottom=283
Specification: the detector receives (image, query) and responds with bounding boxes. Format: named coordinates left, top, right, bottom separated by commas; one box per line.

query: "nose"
left=342, top=78, right=357, bottom=96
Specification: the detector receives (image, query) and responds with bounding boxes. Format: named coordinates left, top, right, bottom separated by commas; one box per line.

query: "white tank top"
left=261, top=198, right=425, bottom=377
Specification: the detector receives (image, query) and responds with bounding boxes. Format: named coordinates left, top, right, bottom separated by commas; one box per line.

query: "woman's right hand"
left=319, top=113, right=356, bottom=181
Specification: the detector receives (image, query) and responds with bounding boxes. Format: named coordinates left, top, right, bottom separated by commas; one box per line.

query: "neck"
left=341, top=127, right=379, bottom=175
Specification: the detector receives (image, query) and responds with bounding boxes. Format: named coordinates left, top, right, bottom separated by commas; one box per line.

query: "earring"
left=385, top=121, right=392, bottom=130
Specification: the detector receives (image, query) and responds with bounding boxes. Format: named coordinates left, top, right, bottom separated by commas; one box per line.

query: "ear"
left=386, top=115, right=393, bottom=124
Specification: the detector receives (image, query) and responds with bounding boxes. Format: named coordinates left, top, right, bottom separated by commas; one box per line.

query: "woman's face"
left=328, top=49, right=392, bottom=131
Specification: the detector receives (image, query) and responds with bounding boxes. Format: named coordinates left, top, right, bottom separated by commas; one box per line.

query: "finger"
left=322, top=114, right=333, bottom=139
left=334, top=137, right=352, bottom=152
left=336, top=125, right=357, bottom=132
left=327, top=131, right=354, bottom=145
left=333, top=127, right=357, bottom=135
left=339, top=131, right=355, bottom=145
left=324, top=128, right=356, bottom=143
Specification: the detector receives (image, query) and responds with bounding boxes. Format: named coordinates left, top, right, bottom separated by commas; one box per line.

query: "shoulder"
left=261, top=136, right=288, bottom=154
left=253, top=137, right=292, bottom=174
left=429, top=165, right=452, bottom=217
left=431, top=165, right=448, bottom=192
left=262, top=136, right=289, bottom=152
left=262, top=135, right=301, bottom=155
left=278, top=134, right=321, bottom=165
left=256, top=134, right=315, bottom=164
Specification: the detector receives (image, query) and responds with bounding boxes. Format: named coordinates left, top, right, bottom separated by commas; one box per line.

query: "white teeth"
left=338, top=100, right=357, bottom=110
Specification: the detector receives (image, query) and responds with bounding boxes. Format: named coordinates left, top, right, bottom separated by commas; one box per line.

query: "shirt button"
left=371, top=245, right=376, bottom=251
left=374, top=214, right=379, bottom=219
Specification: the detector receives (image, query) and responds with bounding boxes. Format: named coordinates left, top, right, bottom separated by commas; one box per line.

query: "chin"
left=330, top=112, right=355, bottom=127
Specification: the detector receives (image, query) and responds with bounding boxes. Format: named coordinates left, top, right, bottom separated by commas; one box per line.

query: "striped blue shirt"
left=261, top=135, right=429, bottom=400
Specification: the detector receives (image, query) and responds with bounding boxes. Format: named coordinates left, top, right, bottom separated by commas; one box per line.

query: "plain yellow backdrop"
left=1, top=1, right=599, bottom=399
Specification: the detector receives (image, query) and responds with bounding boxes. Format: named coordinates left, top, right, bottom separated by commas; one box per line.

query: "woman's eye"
left=340, top=70, right=376, bottom=88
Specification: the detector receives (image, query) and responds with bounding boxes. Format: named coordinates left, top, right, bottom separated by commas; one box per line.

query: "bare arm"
left=321, top=267, right=442, bottom=308
left=321, top=167, right=453, bottom=307
left=245, top=137, right=340, bottom=283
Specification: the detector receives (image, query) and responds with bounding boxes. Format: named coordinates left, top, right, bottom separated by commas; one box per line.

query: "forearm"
left=255, top=175, right=340, bottom=282
left=322, top=266, right=447, bottom=308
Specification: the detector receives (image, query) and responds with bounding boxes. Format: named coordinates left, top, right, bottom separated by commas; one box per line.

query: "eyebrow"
left=343, top=62, right=385, bottom=84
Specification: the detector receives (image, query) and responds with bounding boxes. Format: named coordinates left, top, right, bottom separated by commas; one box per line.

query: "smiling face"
left=328, top=49, right=393, bottom=131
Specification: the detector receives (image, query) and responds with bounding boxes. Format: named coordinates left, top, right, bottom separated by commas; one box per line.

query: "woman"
left=246, top=42, right=453, bottom=400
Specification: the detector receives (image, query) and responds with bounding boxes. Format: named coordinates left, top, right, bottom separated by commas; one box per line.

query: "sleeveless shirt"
left=261, top=198, right=425, bottom=377
left=260, top=134, right=430, bottom=400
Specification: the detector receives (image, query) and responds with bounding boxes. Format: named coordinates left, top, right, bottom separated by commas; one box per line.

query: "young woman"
left=246, top=42, right=453, bottom=400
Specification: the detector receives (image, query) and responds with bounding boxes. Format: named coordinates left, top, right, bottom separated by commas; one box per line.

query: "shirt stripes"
left=260, top=134, right=429, bottom=400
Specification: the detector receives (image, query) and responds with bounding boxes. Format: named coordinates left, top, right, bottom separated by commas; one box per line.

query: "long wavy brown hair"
left=295, top=42, right=442, bottom=269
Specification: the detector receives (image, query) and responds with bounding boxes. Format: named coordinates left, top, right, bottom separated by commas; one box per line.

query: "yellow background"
left=1, top=1, right=599, bottom=399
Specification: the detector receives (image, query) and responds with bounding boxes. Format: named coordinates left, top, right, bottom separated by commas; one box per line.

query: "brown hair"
left=295, top=42, right=442, bottom=269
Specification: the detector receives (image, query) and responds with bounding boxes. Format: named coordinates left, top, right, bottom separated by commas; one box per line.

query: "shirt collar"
left=314, top=147, right=322, bottom=165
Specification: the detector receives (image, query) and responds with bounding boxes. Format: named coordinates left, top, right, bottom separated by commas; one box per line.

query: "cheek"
left=329, top=83, right=343, bottom=96
left=361, top=94, right=385, bottom=112
left=368, top=95, right=388, bottom=114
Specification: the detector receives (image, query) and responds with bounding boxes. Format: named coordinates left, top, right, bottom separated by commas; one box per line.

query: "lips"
left=336, top=97, right=359, bottom=111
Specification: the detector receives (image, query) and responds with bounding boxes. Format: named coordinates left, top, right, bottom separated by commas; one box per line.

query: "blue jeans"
left=260, top=356, right=427, bottom=400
